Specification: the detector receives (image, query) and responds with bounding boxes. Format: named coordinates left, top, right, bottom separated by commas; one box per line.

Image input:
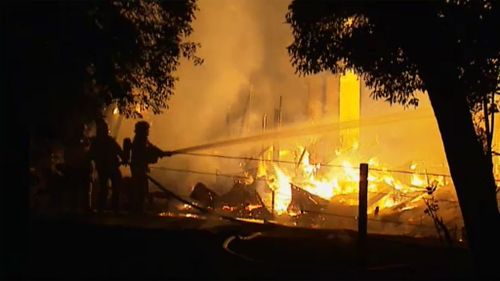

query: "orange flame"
left=256, top=146, right=447, bottom=216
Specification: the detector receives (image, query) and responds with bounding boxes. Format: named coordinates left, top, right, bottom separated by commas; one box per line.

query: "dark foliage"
left=4, top=0, right=201, bottom=141
left=287, top=0, right=499, bottom=107
left=286, top=0, right=499, bottom=277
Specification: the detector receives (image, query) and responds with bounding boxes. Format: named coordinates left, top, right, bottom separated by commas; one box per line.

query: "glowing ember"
left=222, top=205, right=236, bottom=212
left=245, top=204, right=263, bottom=212
left=158, top=212, right=201, bottom=219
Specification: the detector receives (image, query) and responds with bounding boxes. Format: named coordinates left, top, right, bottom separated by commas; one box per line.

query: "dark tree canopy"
left=287, top=0, right=499, bottom=107
left=286, top=0, right=500, bottom=277
left=4, top=0, right=201, bottom=141
left=96, top=0, right=203, bottom=116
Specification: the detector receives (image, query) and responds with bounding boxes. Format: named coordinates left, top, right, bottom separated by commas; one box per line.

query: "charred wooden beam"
left=190, top=182, right=218, bottom=209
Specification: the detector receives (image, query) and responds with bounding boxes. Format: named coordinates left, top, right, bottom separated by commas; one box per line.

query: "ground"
left=8, top=213, right=476, bottom=280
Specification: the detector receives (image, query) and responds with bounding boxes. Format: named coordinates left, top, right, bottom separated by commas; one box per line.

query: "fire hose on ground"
left=147, top=175, right=270, bottom=263
left=222, top=232, right=263, bottom=262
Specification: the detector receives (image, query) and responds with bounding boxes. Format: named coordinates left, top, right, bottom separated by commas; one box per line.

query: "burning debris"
left=287, top=184, right=329, bottom=227
left=216, top=181, right=272, bottom=220
left=288, top=183, right=329, bottom=214
left=190, top=182, right=218, bottom=209
left=158, top=141, right=454, bottom=235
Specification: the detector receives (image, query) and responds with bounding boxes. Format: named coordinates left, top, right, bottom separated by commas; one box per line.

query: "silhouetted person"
left=125, top=121, right=171, bottom=214
left=64, top=123, right=92, bottom=214
left=89, top=119, right=124, bottom=213
left=30, top=144, right=56, bottom=213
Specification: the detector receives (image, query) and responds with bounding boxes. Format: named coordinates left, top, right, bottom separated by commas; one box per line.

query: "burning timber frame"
left=147, top=162, right=371, bottom=247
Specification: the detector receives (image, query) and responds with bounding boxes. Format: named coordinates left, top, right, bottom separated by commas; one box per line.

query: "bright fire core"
left=254, top=145, right=447, bottom=216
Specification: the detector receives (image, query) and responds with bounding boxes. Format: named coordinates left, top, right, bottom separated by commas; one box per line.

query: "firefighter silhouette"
left=124, top=121, right=171, bottom=213
left=89, top=119, right=124, bottom=213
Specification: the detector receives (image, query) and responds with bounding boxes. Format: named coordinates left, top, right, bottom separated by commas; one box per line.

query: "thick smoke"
left=113, top=0, right=452, bottom=213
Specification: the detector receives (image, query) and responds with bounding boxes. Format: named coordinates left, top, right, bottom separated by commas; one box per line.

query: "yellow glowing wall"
left=339, top=70, right=361, bottom=149
left=494, top=116, right=500, bottom=181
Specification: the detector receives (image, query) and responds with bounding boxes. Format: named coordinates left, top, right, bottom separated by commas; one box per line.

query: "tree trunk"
left=425, top=75, right=499, bottom=278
